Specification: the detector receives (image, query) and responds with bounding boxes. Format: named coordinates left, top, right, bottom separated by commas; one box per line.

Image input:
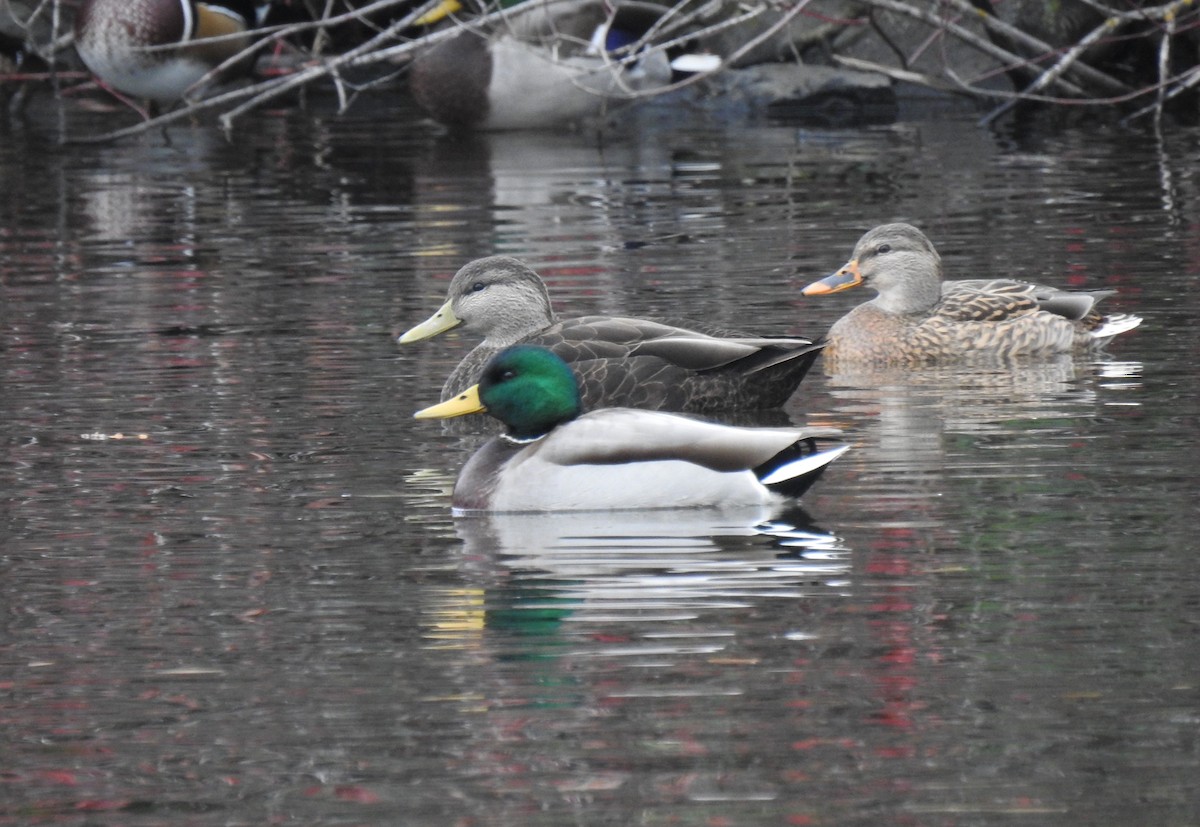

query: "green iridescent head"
left=478, top=346, right=581, bottom=439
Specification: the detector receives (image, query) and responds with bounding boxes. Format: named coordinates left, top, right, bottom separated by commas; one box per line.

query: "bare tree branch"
left=27, top=0, right=1200, bottom=140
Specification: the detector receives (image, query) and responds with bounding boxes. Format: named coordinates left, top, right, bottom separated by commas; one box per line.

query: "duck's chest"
left=826, top=305, right=936, bottom=365
left=452, top=439, right=518, bottom=512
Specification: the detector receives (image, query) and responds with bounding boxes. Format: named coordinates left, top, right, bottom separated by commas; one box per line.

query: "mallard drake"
left=400, top=255, right=824, bottom=413
left=408, top=0, right=694, bottom=130
left=801, top=223, right=1143, bottom=366
left=413, top=345, right=848, bottom=512
left=74, top=0, right=265, bottom=103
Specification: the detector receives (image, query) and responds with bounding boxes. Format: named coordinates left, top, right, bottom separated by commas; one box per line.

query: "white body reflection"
left=439, top=507, right=851, bottom=633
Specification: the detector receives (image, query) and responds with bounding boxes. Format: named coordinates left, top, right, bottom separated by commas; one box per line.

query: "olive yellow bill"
left=413, top=385, right=486, bottom=419
left=398, top=299, right=462, bottom=343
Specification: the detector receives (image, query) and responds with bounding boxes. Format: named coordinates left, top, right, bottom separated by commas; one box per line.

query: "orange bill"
left=802, top=260, right=864, bottom=295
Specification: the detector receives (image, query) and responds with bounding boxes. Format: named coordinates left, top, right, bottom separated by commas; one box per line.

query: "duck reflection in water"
left=443, top=505, right=849, bottom=623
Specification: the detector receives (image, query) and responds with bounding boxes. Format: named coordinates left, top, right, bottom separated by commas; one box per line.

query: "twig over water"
left=11, top=0, right=1196, bottom=140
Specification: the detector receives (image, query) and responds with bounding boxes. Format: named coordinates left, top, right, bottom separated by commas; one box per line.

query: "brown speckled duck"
left=400, top=256, right=824, bottom=414
left=802, top=223, right=1142, bottom=367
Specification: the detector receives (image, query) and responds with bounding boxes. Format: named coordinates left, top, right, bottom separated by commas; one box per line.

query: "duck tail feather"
left=1038, top=293, right=1100, bottom=321
left=755, top=440, right=849, bottom=499
left=742, top=339, right=826, bottom=375
left=1092, top=313, right=1143, bottom=343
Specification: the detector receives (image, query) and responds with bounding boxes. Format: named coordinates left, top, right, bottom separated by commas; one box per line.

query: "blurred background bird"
left=74, top=0, right=269, bottom=107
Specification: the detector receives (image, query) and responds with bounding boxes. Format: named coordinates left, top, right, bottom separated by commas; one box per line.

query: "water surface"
left=1, top=97, right=1197, bottom=825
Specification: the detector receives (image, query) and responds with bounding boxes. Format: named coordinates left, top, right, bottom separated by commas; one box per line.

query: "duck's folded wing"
left=538, top=316, right=820, bottom=370
left=531, top=317, right=678, bottom=361
left=943, top=280, right=1115, bottom=323
left=628, top=336, right=823, bottom=372
left=940, top=280, right=1041, bottom=322
left=550, top=316, right=687, bottom=346
left=536, top=409, right=841, bottom=472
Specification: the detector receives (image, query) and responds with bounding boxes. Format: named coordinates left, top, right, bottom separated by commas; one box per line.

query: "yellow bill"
left=413, top=0, right=463, bottom=26
left=413, top=385, right=486, bottom=419
left=398, top=299, right=461, bottom=343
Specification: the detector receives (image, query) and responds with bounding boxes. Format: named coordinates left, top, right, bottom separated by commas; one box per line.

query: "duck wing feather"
left=938, top=280, right=1042, bottom=322
left=531, top=317, right=823, bottom=412
left=535, top=409, right=841, bottom=471
left=942, top=280, right=1116, bottom=324
left=442, top=315, right=823, bottom=411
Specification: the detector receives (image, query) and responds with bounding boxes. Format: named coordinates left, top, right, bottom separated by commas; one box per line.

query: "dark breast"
left=410, top=31, right=492, bottom=128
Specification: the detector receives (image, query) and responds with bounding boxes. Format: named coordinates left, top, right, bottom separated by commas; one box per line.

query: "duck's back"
left=444, top=315, right=822, bottom=412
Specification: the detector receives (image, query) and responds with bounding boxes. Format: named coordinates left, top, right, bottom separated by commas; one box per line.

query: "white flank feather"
left=451, top=408, right=847, bottom=512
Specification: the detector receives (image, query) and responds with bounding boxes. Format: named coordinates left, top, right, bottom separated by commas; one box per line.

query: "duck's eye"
left=500, top=369, right=516, bottom=381
left=876, top=243, right=892, bottom=255
left=470, top=281, right=487, bottom=293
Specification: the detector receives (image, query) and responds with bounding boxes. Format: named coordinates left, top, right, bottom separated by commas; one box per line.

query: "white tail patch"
left=759, top=444, right=850, bottom=487
left=1092, top=313, right=1143, bottom=342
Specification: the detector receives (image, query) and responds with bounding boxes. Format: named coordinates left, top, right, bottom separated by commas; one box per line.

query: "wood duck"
left=74, top=0, right=267, bottom=103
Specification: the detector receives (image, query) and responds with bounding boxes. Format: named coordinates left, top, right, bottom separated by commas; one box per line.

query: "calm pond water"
left=1, top=93, right=1198, bottom=825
